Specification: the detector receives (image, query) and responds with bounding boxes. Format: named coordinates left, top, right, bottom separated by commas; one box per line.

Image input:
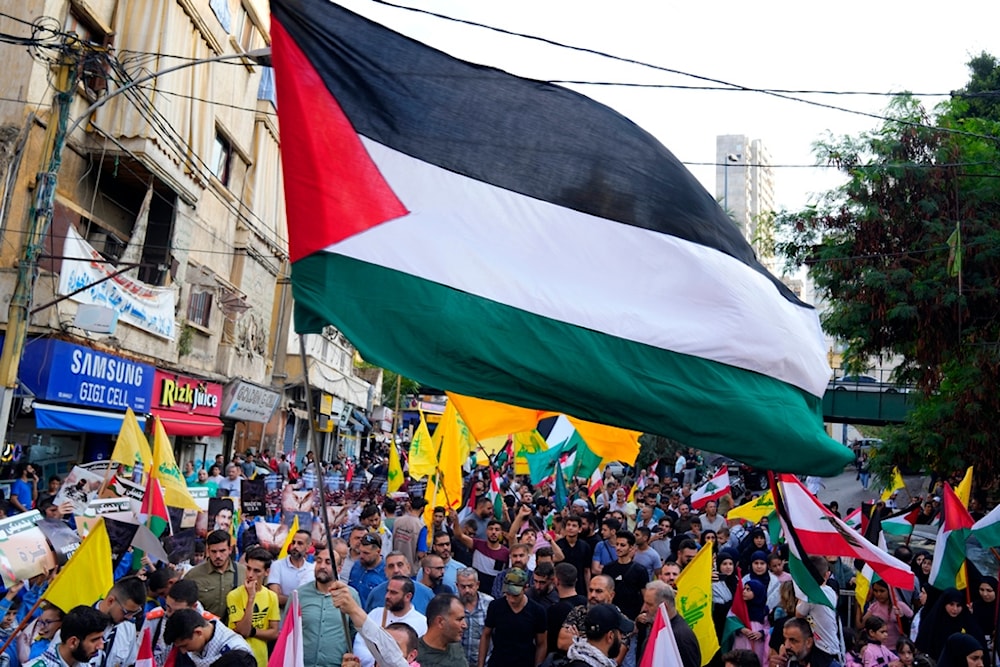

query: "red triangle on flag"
left=730, top=566, right=752, bottom=628
left=271, top=19, right=408, bottom=263
left=135, top=627, right=154, bottom=667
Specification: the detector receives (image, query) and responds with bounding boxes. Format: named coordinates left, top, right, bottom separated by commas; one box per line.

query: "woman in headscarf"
left=915, top=588, right=986, bottom=660
left=936, top=633, right=985, bottom=667
left=712, top=550, right=739, bottom=641
left=970, top=576, right=998, bottom=657
left=733, top=579, right=770, bottom=667
left=743, top=550, right=781, bottom=613
left=739, top=528, right=769, bottom=571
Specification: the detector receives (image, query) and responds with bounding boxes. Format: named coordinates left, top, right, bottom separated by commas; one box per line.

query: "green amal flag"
left=524, top=441, right=568, bottom=485
left=554, top=459, right=568, bottom=509
left=570, top=438, right=603, bottom=480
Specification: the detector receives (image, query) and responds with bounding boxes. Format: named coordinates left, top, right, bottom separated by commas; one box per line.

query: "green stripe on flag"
left=292, top=253, right=851, bottom=475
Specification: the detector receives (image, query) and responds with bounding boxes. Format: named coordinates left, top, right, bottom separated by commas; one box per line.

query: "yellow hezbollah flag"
left=446, top=392, right=641, bottom=464
left=151, top=417, right=200, bottom=510
left=422, top=471, right=449, bottom=531
left=433, top=402, right=471, bottom=510
left=727, top=490, right=775, bottom=524
left=880, top=467, right=906, bottom=502
left=110, top=408, right=154, bottom=471
left=387, top=442, right=404, bottom=493
left=955, top=466, right=973, bottom=507
left=44, top=517, right=114, bottom=613
left=674, top=544, right=720, bottom=665
left=278, top=515, right=299, bottom=560
left=408, top=414, right=438, bottom=480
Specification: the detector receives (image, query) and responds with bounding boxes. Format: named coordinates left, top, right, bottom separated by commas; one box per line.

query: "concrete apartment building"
left=0, top=1, right=376, bottom=476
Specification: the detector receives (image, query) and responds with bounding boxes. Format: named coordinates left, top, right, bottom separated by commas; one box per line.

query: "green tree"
left=775, top=55, right=1000, bottom=483
left=636, top=433, right=685, bottom=471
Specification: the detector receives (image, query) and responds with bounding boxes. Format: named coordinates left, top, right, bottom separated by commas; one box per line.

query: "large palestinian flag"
left=270, top=0, right=851, bottom=474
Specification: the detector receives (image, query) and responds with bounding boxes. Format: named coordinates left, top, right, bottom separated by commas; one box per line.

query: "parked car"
left=830, top=375, right=909, bottom=393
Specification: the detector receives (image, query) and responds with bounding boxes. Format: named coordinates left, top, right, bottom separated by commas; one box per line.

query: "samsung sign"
left=18, top=338, right=154, bottom=412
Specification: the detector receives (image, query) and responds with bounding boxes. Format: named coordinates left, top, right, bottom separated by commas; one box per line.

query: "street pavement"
left=812, top=466, right=931, bottom=514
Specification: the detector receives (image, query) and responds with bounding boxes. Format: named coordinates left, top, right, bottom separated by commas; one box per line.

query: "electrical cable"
left=366, top=0, right=1000, bottom=145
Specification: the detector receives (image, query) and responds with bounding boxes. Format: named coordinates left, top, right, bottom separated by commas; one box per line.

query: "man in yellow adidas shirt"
left=227, top=547, right=280, bottom=667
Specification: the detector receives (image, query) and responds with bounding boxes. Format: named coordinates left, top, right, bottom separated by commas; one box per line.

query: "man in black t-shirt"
left=546, top=562, right=586, bottom=654
left=480, top=569, right=547, bottom=667
left=601, top=530, right=650, bottom=620
left=556, top=516, right=593, bottom=597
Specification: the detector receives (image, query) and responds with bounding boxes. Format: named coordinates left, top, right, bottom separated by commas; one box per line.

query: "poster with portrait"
left=53, top=466, right=105, bottom=515
left=0, top=511, right=56, bottom=586
left=207, top=498, right=236, bottom=535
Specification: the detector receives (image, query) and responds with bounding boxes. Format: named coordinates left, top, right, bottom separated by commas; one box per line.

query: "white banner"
left=58, top=225, right=177, bottom=339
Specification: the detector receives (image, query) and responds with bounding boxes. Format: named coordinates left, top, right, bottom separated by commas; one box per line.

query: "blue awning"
left=352, top=409, right=372, bottom=429
left=33, top=402, right=145, bottom=434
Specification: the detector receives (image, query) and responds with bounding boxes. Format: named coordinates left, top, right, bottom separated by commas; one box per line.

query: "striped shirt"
left=462, top=592, right=493, bottom=667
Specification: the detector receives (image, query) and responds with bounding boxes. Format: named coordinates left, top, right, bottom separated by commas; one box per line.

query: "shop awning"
left=151, top=408, right=224, bottom=437
left=33, top=402, right=146, bottom=434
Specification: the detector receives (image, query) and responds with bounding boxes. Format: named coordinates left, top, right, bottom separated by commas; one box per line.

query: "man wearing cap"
left=479, top=569, right=547, bottom=667
left=563, top=604, right=634, bottom=667
left=490, top=543, right=533, bottom=599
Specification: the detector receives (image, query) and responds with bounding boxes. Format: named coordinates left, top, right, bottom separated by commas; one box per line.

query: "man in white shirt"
left=352, top=576, right=427, bottom=667
left=267, top=529, right=315, bottom=606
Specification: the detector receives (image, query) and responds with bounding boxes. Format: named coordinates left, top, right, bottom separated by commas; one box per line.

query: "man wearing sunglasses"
left=51, top=576, right=146, bottom=667
left=348, top=532, right=388, bottom=603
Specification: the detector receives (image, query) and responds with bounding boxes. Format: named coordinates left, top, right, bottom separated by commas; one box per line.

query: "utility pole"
left=0, top=38, right=80, bottom=449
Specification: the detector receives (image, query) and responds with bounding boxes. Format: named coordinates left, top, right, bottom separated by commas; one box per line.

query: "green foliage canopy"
left=775, top=53, right=1000, bottom=483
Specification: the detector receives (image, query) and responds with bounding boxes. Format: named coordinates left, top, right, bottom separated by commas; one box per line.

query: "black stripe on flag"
left=271, top=0, right=807, bottom=307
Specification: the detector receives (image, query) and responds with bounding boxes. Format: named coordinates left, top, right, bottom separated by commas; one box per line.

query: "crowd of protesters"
left=0, top=445, right=992, bottom=667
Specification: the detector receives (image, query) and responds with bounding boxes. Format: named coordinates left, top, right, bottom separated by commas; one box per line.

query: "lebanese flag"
left=929, top=483, right=974, bottom=590
left=640, top=603, right=684, bottom=667
left=844, top=507, right=863, bottom=532
left=135, top=627, right=153, bottom=667
left=270, top=0, right=850, bottom=476
left=690, top=468, right=731, bottom=510
left=721, top=566, right=752, bottom=649
left=775, top=474, right=914, bottom=589
left=269, top=590, right=304, bottom=667
left=588, top=468, right=604, bottom=498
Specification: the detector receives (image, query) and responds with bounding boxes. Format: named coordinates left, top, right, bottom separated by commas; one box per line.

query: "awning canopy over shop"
left=150, top=408, right=224, bottom=437
left=34, top=402, right=146, bottom=434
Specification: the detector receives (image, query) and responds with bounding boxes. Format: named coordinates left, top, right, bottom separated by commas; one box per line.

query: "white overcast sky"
left=332, top=0, right=999, bottom=211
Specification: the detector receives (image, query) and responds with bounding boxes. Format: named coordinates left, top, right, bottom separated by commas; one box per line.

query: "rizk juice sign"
left=152, top=370, right=223, bottom=416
